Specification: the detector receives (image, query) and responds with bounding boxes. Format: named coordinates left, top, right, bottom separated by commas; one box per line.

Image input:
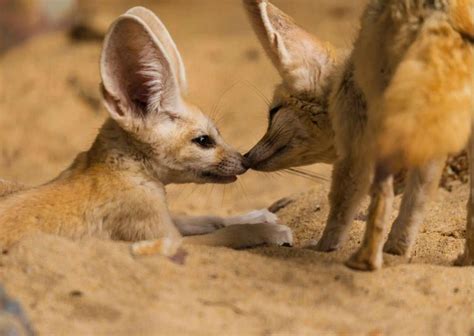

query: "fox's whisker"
left=210, top=80, right=243, bottom=121
left=237, top=180, right=251, bottom=204
left=221, top=185, right=227, bottom=207
left=241, top=80, right=271, bottom=107
left=283, top=170, right=316, bottom=181
left=207, top=184, right=215, bottom=205
left=289, top=167, right=329, bottom=181
left=284, top=168, right=329, bottom=182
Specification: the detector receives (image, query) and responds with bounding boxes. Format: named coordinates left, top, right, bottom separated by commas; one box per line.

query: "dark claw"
left=268, top=197, right=295, bottom=213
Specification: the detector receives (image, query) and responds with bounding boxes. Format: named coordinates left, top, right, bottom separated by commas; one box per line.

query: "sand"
left=0, top=0, right=472, bottom=335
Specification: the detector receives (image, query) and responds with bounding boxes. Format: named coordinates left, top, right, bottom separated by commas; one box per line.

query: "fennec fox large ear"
left=243, top=0, right=335, bottom=94
left=125, top=6, right=187, bottom=94
left=100, top=14, right=184, bottom=132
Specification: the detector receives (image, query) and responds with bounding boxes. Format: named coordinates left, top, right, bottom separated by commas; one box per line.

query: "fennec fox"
left=243, top=0, right=473, bottom=270
left=0, top=7, right=293, bottom=255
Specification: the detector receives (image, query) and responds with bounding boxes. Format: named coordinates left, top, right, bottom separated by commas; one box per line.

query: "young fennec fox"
left=243, top=0, right=473, bottom=270
left=0, top=7, right=293, bottom=255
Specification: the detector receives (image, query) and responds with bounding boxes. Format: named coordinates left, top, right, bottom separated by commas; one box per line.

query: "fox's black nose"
left=242, top=152, right=251, bottom=169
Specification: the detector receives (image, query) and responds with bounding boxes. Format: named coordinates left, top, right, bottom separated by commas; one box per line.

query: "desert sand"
left=0, top=0, right=472, bottom=335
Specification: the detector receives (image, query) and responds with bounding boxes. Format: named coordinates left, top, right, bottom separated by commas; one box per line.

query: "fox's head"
left=243, top=0, right=338, bottom=171
left=100, top=7, right=246, bottom=184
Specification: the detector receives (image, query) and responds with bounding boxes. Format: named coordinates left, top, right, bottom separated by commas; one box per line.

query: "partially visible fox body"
left=0, top=7, right=293, bottom=254
left=355, top=0, right=473, bottom=170
left=243, top=0, right=474, bottom=269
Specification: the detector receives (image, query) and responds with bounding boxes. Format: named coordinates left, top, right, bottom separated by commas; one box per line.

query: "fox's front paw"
left=345, top=248, right=382, bottom=271
left=247, top=209, right=279, bottom=225
left=131, top=237, right=182, bottom=257
left=313, top=234, right=343, bottom=252
left=260, top=224, right=293, bottom=246
left=227, top=209, right=279, bottom=226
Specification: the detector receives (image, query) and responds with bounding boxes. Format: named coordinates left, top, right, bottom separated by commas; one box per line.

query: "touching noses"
left=242, top=152, right=251, bottom=169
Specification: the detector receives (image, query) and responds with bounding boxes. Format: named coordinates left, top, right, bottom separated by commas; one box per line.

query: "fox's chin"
left=247, top=154, right=293, bottom=172
left=199, top=171, right=238, bottom=184
left=249, top=154, right=326, bottom=172
left=249, top=161, right=291, bottom=172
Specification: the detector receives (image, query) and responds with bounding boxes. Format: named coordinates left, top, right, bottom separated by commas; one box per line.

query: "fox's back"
left=353, top=0, right=474, bottom=169
left=0, top=166, right=142, bottom=248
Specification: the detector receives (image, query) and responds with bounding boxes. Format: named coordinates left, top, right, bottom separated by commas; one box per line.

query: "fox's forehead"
left=180, top=102, right=218, bottom=134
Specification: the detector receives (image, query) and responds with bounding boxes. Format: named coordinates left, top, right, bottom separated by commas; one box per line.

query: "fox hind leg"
left=454, top=191, right=474, bottom=266
left=131, top=237, right=183, bottom=257
left=384, top=159, right=445, bottom=256
left=455, top=126, right=474, bottom=266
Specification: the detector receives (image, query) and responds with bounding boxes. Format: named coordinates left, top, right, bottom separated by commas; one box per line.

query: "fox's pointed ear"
left=243, top=0, right=335, bottom=94
left=100, top=14, right=184, bottom=132
left=126, top=6, right=188, bottom=94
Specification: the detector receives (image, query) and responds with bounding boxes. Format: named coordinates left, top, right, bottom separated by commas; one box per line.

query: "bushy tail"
left=376, top=9, right=474, bottom=170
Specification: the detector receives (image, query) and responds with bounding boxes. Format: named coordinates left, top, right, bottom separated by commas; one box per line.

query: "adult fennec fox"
left=243, top=0, right=473, bottom=270
left=0, top=7, right=293, bottom=255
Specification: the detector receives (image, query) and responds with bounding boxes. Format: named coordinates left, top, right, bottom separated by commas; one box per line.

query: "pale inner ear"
left=135, top=44, right=176, bottom=114
left=126, top=6, right=188, bottom=94
left=101, top=16, right=180, bottom=121
left=244, top=0, right=335, bottom=93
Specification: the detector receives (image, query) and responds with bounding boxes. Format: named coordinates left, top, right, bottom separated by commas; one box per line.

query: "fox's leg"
left=384, top=159, right=445, bottom=256
left=455, top=127, right=474, bottom=266
left=173, top=209, right=279, bottom=236
left=346, top=166, right=394, bottom=271
left=182, top=223, right=292, bottom=248
left=172, top=215, right=227, bottom=236
left=454, top=189, right=474, bottom=266
left=315, top=154, right=371, bottom=251
left=131, top=209, right=283, bottom=256
left=131, top=223, right=293, bottom=256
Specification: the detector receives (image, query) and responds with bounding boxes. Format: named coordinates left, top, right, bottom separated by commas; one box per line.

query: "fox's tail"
left=376, top=3, right=474, bottom=171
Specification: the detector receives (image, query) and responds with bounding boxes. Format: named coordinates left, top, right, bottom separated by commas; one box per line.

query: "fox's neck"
left=59, top=119, right=170, bottom=186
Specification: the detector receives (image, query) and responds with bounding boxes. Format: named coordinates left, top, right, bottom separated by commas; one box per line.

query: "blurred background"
left=1, top=3, right=472, bottom=335
left=0, top=0, right=365, bottom=216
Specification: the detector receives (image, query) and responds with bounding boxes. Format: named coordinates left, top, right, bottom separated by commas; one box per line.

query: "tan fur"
left=243, top=0, right=474, bottom=270
left=0, top=179, right=26, bottom=198
left=354, top=1, right=474, bottom=170
left=0, top=7, right=293, bottom=254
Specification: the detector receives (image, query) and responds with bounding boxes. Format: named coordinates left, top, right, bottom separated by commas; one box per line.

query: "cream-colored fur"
left=243, top=0, right=473, bottom=270
left=0, top=7, right=293, bottom=255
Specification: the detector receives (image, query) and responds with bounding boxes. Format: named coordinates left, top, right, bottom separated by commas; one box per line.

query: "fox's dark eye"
left=192, top=135, right=215, bottom=149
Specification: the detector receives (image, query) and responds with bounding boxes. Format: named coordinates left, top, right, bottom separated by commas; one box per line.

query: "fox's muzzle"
left=244, top=138, right=290, bottom=172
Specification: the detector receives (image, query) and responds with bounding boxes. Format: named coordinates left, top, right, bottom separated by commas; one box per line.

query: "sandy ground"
left=0, top=0, right=472, bottom=335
